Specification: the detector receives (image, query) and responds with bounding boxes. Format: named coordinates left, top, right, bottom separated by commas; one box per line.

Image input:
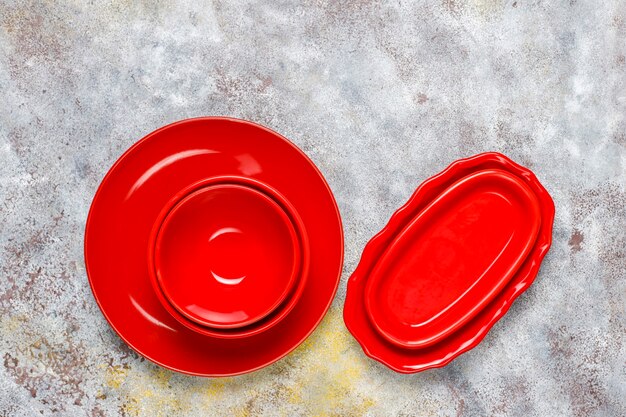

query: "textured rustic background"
left=1, top=0, right=625, bottom=416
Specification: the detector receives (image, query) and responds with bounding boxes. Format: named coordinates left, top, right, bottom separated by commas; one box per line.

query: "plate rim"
left=84, top=116, right=344, bottom=377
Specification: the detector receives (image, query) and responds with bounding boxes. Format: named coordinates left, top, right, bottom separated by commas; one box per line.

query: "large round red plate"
left=85, top=117, right=344, bottom=376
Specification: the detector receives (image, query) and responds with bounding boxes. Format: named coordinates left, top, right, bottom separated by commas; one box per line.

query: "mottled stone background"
left=0, top=0, right=624, bottom=416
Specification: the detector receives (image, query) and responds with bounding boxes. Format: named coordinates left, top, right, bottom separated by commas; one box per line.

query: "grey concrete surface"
left=1, top=0, right=625, bottom=416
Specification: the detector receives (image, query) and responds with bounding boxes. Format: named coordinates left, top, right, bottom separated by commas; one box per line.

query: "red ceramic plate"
left=344, top=153, right=554, bottom=373
left=85, top=117, right=343, bottom=376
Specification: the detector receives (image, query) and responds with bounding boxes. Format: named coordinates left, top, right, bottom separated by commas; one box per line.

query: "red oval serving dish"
left=344, top=152, right=554, bottom=373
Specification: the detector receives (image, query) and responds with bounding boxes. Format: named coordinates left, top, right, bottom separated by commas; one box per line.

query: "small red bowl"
left=147, top=175, right=310, bottom=339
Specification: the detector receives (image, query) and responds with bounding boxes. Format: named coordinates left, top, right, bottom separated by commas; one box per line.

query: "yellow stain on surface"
left=472, top=0, right=504, bottom=17
left=102, top=364, right=129, bottom=389
left=150, top=367, right=172, bottom=389
left=100, top=306, right=377, bottom=415
left=233, top=406, right=251, bottom=417
left=119, top=393, right=187, bottom=417
left=120, top=397, right=140, bottom=417
left=0, top=314, right=28, bottom=333
left=206, top=377, right=232, bottom=398
left=281, top=305, right=377, bottom=416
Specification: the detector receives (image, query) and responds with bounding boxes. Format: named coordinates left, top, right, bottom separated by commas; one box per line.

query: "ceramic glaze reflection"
left=154, top=183, right=302, bottom=329
left=208, top=227, right=247, bottom=286
left=129, top=296, right=178, bottom=333
left=125, top=149, right=218, bottom=200
left=235, top=153, right=263, bottom=176
left=211, top=271, right=246, bottom=286
left=185, top=305, right=249, bottom=323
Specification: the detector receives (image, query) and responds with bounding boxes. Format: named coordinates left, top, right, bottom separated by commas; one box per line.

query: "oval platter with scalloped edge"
left=344, top=152, right=555, bottom=373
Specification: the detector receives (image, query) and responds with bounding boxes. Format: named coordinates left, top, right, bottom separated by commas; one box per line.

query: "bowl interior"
left=154, top=183, right=301, bottom=329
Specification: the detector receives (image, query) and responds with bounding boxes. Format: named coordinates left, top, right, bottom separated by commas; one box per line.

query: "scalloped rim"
left=343, top=152, right=555, bottom=373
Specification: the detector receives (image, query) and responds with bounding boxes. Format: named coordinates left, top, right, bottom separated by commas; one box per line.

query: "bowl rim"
left=147, top=174, right=312, bottom=339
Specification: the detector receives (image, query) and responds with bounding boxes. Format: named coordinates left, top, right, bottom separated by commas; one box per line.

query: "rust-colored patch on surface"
left=415, top=93, right=429, bottom=104
left=548, top=325, right=614, bottom=417
left=442, top=0, right=464, bottom=15
left=568, top=230, right=584, bottom=253
left=2, top=336, right=88, bottom=410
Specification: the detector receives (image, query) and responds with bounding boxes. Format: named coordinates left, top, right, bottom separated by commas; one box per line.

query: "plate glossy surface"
left=154, top=183, right=301, bottom=329
left=364, top=169, right=541, bottom=348
left=344, top=152, right=554, bottom=373
left=85, top=117, right=343, bottom=376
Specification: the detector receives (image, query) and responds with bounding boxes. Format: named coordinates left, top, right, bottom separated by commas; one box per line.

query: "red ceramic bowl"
left=148, top=175, right=310, bottom=339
